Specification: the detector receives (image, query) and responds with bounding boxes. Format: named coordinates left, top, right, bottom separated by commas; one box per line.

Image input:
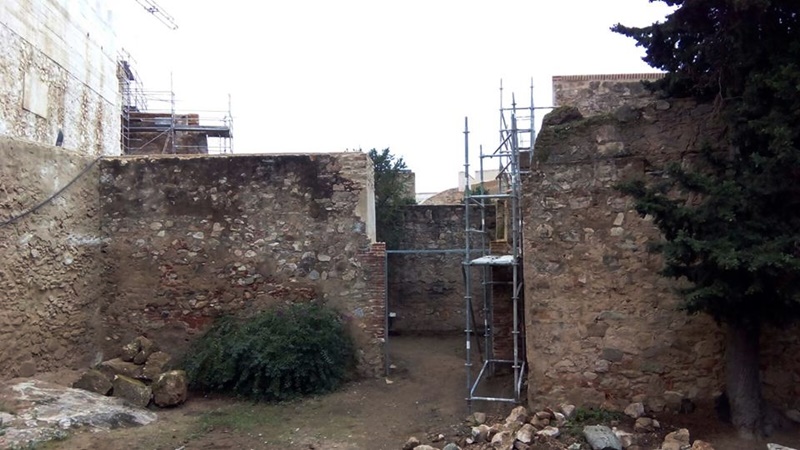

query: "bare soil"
left=38, top=335, right=800, bottom=450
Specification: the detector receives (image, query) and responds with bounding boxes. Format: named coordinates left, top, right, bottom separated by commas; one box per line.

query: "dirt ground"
left=38, top=335, right=800, bottom=450
left=43, top=335, right=500, bottom=450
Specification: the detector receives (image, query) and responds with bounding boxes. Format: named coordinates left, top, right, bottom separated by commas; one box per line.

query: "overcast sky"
left=113, top=0, right=673, bottom=194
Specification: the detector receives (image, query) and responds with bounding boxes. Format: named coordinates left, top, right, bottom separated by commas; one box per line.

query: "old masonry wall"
left=98, top=153, right=385, bottom=376
left=0, top=144, right=387, bottom=378
left=523, top=99, right=800, bottom=411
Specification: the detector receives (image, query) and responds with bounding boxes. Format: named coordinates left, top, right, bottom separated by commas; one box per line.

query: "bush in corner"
left=184, top=302, right=355, bottom=401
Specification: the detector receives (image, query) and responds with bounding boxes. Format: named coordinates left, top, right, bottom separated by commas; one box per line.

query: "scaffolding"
left=119, top=56, right=233, bottom=155
left=462, top=80, right=536, bottom=407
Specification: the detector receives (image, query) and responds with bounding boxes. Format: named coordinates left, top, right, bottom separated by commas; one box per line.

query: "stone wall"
left=523, top=99, right=800, bottom=411
left=0, top=0, right=120, bottom=155
left=0, top=136, right=104, bottom=378
left=388, top=205, right=494, bottom=333
left=97, top=153, right=385, bottom=376
left=552, top=74, right=665, bottom=116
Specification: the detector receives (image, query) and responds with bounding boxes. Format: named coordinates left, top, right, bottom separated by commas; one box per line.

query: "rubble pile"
left=401, top=403, right=722, bottom=450
left=73, top=335, right=187, bottom=408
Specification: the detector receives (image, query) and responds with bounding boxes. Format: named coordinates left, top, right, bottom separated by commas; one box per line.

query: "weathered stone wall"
left=0, top=0, right=120, bottom=155
left=0, top=136, right=104, bottom=378
left=552, top=74, right=665, bottom=116
left=98, top=153, right=385, bottom=376
left=524, top=99, right=800, bottom=411
left=389, top=205, right=494, bottom=333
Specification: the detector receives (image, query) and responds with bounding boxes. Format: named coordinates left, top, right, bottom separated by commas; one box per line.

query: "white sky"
left=113, top=0, right=673, bottom=194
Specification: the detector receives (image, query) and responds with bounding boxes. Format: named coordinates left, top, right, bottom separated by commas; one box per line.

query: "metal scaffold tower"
left=118, top=58, right=234, bottom=155
left=462, top=80, right=536, bottom=407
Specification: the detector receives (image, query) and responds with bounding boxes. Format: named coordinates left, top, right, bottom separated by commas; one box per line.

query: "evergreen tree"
left=368, top=148, right=416, bottom=248
left=614, top=0, right=800, bottom=436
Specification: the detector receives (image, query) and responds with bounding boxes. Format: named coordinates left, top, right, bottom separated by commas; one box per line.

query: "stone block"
left=112, top=375, right=151, bottom=408
left=73, top=369, right=112, bottom=395
left=99, top=358, right=143, bottom=379
left=142, top=351, right=172, bottom=380
left=152, top=370, right=188, bottom=407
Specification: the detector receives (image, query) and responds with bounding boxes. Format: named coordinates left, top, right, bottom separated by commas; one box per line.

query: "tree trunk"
left=725, top=321, right=763, bottom=437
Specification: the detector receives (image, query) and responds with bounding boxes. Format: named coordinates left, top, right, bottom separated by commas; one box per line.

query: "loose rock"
left=142, top=351, right=172, bottom=380
left=99, top=358, right=143, bottom=379
left=624, top=402, right=645, bottom=419
left=613, top=429, right=634, bottom=448
left=536, top=426, right=560, bottom=438
left=506, top=406, right=530, bottom=426
left=661, top=428, right=690, bottom=450
left=634, top=417, right=656, bottom=433
left=691, top=440, right=715, bottom=450
left=530, top=414, right=549, bottom=429
left=471, top=411, right=487, bottom=425
left=133, top=336, right=157, bottom=365
left=151, top=370, right=187, bottom=407
left=112, top=375, right=151, bottom=408
left=491, top=430, right=513, bottom=447
left=663, top=391, right=684, bottom=412
left=560, top=403, right=576, bottom=419
left=516, top=423, right=535, bottom=443
left=402, top=436, right=420, bottom=450
left=120, top=339, right=140, bottom=362
left=583, top=425, right=623, bottom=450
left=72, top=369, right=112, bottom=396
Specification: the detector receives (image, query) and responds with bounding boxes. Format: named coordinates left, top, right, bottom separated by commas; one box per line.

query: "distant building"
left=118, top=60, right=233, bottom=155
left=457, top=169, right=500, bottom=192
left=0, top=0, right=120, bottom=155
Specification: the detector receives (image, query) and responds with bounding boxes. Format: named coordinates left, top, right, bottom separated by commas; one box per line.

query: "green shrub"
left=184, top=302, right=355, bottom=401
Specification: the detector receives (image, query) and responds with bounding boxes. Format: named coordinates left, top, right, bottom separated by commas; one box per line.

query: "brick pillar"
left=492, top=265, right=514, bottom=360
left=488, top=240, right=514, bottom=360
left=356, top=242, right=387, bottom=377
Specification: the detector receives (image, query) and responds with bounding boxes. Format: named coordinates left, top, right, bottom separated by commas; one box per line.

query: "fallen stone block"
left=99, top=358, right=143, bottom=379
left=133, top=336, right=157, bottom=365
left=72, top=369, right=112, bottom=396
left=152, top=370, right=187, bottom=407
left=142, top=351, right=172, bottom=380
left=112, top=375, right=151, bottom=408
